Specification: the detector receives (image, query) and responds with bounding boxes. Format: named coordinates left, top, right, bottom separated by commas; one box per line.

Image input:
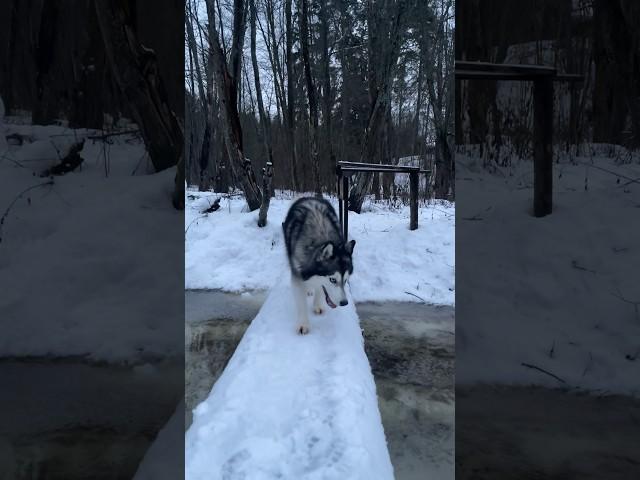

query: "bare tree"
left=348, top=0, right=407, bottom=213
left=250, top=0, right=274, bottom=226
left=186, top=0, right=454, bottom=202
left=300, top=0, right=321, bottom=194
left=285, top=0, right=300, bottom=190
left=208, top=0, right=273, bottom=225
left=94, top=0, right=183, bottom=174
left=186, top=0, right=213, bottom=191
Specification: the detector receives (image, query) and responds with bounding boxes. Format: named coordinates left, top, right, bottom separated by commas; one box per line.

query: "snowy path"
left=185, top=284, right=394, bottom=480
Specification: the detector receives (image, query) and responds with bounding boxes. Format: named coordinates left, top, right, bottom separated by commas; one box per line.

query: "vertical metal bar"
left=342, top=175, right=349, bottom=239
left=409, top=171, right=418, bottom=230
left=337, top=168, right=343, bottom=230
left=534, top=77, right=553, bottom=217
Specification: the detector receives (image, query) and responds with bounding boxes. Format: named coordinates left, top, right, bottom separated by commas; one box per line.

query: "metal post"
left=342, top=175, right=349, bottom=239
left=534, top=76, right=553, bottom=217
left=409, top=171, right=418, bottom=230
left=337, top=167, right=343, bottom=229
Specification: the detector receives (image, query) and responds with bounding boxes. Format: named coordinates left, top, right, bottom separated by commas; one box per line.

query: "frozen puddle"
left=0, top=359, right=182, bottom=479
left=186, top=290, right=454, bottom=480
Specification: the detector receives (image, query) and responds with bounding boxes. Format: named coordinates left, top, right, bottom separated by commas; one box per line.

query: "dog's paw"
left=297, top=324, right=310, bottom=335
left=313, top=306, right=324, bottom=315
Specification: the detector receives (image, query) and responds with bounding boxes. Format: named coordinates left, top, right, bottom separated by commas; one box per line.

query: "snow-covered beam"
left=186, top=285, right=394, bottom=480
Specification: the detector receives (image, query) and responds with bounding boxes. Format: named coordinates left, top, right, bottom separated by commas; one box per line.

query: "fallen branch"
left=571, top=259, right=598, bottom=274
left=202, top=198, right=221, bottom=214
left=610, top=288, right=640, bottom=323
left=185, top=215, right=207, bottom=235
left=1, top=152, right=26, bottom=168
left=577, top=160, right=640, bottom=186
left=40, top=140, right=85, bottom=177
left=0, top=180, right=55, bottom=243
left=521, top=362, right=566, bottom=384
left=404, top=291, right=426, bottom=303
left=582, top=352, right=593, bottom=377
left=87, top=129, right=140, bottom=140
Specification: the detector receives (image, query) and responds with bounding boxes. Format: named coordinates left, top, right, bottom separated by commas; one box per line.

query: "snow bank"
left=0, top=122, right=182, bottom=361
left=186, top=283, right=394, bottom=480
left=186, top=192, right=455, bottom=305
left=457, top=151, right=640, bottom=395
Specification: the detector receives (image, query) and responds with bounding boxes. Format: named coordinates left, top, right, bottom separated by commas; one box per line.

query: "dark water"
left=0, top=359, right=182, bottom=479
left=456, top=385, right=640, bottom=480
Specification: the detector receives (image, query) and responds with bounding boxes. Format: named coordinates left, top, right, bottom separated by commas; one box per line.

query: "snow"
left=185, top=192, right=455, bottom=305
left=185, top=283, right=394, bottom=480
left=457, top=149, right=640, bottom=395
left=0, top=118, right=182, bottom=362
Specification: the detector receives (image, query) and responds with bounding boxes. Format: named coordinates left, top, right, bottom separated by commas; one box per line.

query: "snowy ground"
left=0, top=114, right=183, bottom=362
left=185, top=284, right=394, bottom=480
left=457, top=148, right=640, bottom=395
left=186, top=191, right=455, bottom=305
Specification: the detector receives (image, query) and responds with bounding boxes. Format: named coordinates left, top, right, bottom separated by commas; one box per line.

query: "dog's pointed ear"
left=345, top=239, right=356, bottom=254
left=317, top=242, right=334, bottom=261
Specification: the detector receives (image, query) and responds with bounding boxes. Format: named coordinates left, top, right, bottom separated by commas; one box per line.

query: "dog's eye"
left=330, top=278, right=337, bottom=284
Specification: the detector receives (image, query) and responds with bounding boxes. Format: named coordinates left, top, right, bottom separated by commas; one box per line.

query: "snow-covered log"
left=186, top=284, right=394, bottom=480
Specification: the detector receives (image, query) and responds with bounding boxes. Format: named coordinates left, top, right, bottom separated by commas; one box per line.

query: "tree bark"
left=250, top=0, right=274, bottom=225
left=186, top=0, right=211, bottom=191
left=285, top=0, right=300, bottom=190
left=33, top=0, right=59, bottom=125
left=300, top=0, right=321, bottom=195
left=348, top=0, right=405, bottom=213
left=208, top=0, right=262, bottom=211
left=94, top=0, right=183, bottom=173
left=319, top=0, right=334, bottom=181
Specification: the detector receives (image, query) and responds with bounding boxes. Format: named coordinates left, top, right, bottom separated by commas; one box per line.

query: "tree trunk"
left=186, top=0, right=211, bottom=191
left=208, top=0, right=262, bottom=211
left=348, top=0, right=405, bottom=213
left=285, top=0, right=300, bottom=190
left=300, top=0, right=321, bottom=195
left=319, top=0, right=334, bottom=186
left=94, top=0, right=183, bottom=173
left=173, top=152, right=185, bottom=210
left=250, top=0, right=274, bottom=225
left=33, top=0, right=59, bottom=125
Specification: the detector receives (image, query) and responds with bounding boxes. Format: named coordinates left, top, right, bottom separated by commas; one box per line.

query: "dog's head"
left=310, top=239, right=356, bottom=308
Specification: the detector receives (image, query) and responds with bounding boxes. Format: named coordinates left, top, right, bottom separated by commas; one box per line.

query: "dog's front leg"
left=292, top=276, right=310, bottom=335
left=313, top=287, right=325, bottom=315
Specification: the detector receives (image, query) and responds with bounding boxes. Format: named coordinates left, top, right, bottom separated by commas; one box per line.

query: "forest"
left=0, top=0, right=185, bottom=207
left=456, top=0, right=640, bottom=162
left=185, top=0, right=454, bottom=218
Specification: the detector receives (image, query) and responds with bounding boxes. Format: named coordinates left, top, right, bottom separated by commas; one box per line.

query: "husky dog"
left=283, top=197, right=356, bottom=335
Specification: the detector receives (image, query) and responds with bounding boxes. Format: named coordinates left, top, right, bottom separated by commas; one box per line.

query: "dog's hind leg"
left=313, top=287, right=325, bottom=315
left=292, top=276, right=310, bottom=335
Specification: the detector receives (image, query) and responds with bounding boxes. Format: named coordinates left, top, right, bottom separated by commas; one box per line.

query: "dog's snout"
left=339, top=299, right=348, bottom=306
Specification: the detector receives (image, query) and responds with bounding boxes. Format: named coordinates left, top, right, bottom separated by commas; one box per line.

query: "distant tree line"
left=186, top=0, right=455, bottom=217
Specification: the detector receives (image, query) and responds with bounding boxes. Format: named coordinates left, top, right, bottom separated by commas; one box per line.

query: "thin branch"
left=521, top=362, right=566, bottom=384
left=404, top=291, right=427, bottom=303
left=0, top=180, right=55, bottom=243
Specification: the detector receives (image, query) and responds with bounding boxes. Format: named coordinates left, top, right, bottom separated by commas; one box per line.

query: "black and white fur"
left=283, top=197, right=356, bottom=335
